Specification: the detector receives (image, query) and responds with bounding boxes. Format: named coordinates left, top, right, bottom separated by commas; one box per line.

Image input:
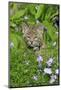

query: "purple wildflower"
left=33, top=75, right=38, bottom=81
left=46, top=58, right=53, bottom=67
left=49, top=75, right=57, bottom=84
left=37, top=55, right=43, bottom=63
left=44, top=68, right=52, bottom=74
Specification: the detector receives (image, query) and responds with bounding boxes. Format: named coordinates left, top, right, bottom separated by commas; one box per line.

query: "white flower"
left=24, top=16, right=28, bottom=20
left=53, top=42, right=56, bottom=46
left=33, top=75, right=38, bottom=81
left=35, top=6, right=38, bottom=10
left=49, top=75, right=57, bottom=84
left=15, top=27, right=18, bottom=32
left=24, top=69, right=28, bottom=73
left=36, top=20, right=40, bottom=24
left=55, top=69, right=59, bottom=75
left=26, top=61, right=29, bottom=65
left=10, top=42, right=14, bottom=48
left=26, top=62, right=29, bottom=65
left=11, top=23, right=16, bottom=27
left=51, top=75, right=57, bottom=80
left=37, top=55, right=43, bottom=63
left=44, top=68, right=52, bottom=74
left=55, top=32, right=58, bottom=35
left=46, top=58, right=53, bottom=67
left=49, top=78, right=55, bottom=84
left=24, top=60, right=29, bottom=65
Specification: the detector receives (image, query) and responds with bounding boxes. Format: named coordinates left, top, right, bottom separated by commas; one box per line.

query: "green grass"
left=9, top=30, right=59, bottom=87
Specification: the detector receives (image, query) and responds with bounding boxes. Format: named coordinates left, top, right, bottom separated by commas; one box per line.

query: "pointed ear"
left=36, top=24, right=45, bottom=31
left=21, top=23, right=29, bottom=34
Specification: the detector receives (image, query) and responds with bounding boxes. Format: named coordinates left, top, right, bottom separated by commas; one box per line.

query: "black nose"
left=31, top=41, right=33, bottom=44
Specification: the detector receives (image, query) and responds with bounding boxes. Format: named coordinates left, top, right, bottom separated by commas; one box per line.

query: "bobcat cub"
left=21, top=23, right=47, bottom=51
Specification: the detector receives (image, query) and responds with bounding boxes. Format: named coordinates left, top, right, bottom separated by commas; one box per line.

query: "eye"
left=34, top=38, right=38, bottom=41
left=27, top=37, right=30, bottom=40
left=27, top=35, right=30, bottom=38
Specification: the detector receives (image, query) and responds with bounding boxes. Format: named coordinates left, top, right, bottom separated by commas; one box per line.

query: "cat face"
left=21, top=23, right=46, bottom=51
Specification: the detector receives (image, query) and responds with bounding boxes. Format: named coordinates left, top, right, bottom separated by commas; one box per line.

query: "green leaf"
left=27, top=16, right=35, bottom=25
left=28, top=4, right=36, bottom=16
left=50, top=11, right=59, bottom=21
left=35, top=5, right=45, bottom=19
left=43, top=21, right=57, bottom=41
left=10, top=9, right=26, bottom=21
